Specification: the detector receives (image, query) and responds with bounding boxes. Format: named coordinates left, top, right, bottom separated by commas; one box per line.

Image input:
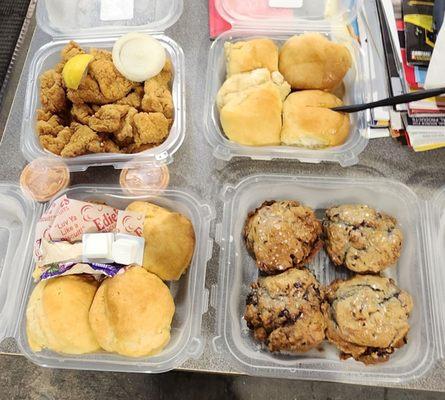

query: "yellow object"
left=279, top=33, right=352, bottom=91
left=281, top=90, right=350, bottom=148
left=224, top=39, right=279, bottom=77
left=26, top=276, right=100, bottom=355
left=413, top=143, right=445, bottom=152
left=404, top=14, right=433, bottom=32
left=408, top=1, right=435, bottom=8
left=126, top=201, right=196, bottom=281
left=89, top=267, right=175, bottom=357
left=62, top=54, right=94, bottom=90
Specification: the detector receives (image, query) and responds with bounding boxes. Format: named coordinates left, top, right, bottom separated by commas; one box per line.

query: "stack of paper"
left=358, top=0, right=391, bottom=138
left=379, top=0, right=445, bottom=151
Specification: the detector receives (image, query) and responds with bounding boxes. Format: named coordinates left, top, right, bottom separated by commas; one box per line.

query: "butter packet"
left=34, top=195, right=144, bottom=260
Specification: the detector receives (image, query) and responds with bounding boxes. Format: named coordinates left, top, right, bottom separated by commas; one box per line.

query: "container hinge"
left=339, top=151, right=359, bottom=168
left=230, top=21, right=337, bottom=32
left=155, top=151, right=170, bottom=162
left=221, top=185, right=236, bottom=202
left=202, top=288, right=209, bottom=315
left=212, top=336, right=224, bottom=354
left=251, top=155, right=272, bottom=161
left=297, top=158, right=321, bottom=165
left=214, top=146, right=232, bottom=161
left=210, top=284, right=218, bottom=310
left=187, top=337, right=204, bottom=359
left=214, top=223, right=223, bottom=245
left=51, top=29, right=165, bottom=42
left=206, top=239, right=214, bottom=262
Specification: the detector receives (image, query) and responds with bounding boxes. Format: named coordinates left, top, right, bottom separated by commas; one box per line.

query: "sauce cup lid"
left=120, top=163, right=170, bottom=195
left=20, top=158, right=70, bottom=202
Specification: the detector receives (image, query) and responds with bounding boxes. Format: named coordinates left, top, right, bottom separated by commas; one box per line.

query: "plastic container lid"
left=0, top=184, right=38, bottom=341
left=215, top=0, right=359, bottom=28
left=429, top=187, right=445, bottom=359
left=36, top=0, right=184, bottom=37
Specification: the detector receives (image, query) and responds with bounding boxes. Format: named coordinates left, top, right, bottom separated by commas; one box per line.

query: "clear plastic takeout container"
left=203, top=0, right=370, bottom=167
left=0, top=183, right=215, bottom=373
left=428, top=187, right=445, bottom=361
left=211, top=174, right=445, bottom=385
left=21, top=0, right=185, bottom=172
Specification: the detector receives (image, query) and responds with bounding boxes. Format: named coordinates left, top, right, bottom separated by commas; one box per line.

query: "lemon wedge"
left=112, top=33, right=166, bottom=83
left=62, top=54, right=94, bottom=90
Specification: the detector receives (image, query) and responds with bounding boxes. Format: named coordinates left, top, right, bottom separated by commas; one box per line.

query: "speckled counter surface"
left=0, top=0, right=445, bottom=392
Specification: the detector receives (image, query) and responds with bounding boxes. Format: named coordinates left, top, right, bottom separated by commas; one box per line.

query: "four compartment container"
left=2, top=0, right=445, bottom=387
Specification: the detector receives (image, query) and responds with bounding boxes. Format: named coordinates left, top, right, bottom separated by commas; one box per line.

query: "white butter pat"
left=82, top=233, right=114, bottom=261
left=112, top=239, right=137, bottom=265
left=112, top=234, right=145, bottom=266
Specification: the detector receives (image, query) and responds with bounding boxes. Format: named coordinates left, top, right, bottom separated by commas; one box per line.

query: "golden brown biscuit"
left=244, top=201, right=323, bottom=274
left=217, top=68, right=291, bottom=110
left=89, top=267, right=175, bottom=357
left=323, top=275, right=413, bottom=364
left=225, top=39, right=279, bottom=77
left=323, top=204, right=403, bottom=273
left=279, top=33, right=352, bottom=91
left=244, top=268, right=326, bottom=353
left=220, top=81, right=283, bottom=146
left=281, top=90, right=350, bottom=148
left=217, top=68, right=290, bottom=146
left=26, top=276, right=100, bottom=355
left=126, top=202, right=195, bottom=281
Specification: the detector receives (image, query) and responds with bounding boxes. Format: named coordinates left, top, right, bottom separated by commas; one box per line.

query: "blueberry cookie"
left=244, top=201, right=323, bottom=274
left=323, top=204, right=403, bottom=274
left=244, top=268, right=326, bottom=353
left=323, top=275, right=413, bottom=364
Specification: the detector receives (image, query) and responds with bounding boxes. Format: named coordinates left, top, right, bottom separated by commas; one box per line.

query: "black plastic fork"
left=331, top=87, right=445, bottom=113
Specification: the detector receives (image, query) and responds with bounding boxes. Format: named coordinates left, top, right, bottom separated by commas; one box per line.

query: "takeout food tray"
left=2, top=174, right=445, bottom=383
left=203, top=0, right=371, bottom=167
left=0, top=184, right=214, bottom=373
left=211, top=174, right=445, bottom=384
left=2, top=0, right=445, bottom=388
left=21, top=0, right=186, bottom=172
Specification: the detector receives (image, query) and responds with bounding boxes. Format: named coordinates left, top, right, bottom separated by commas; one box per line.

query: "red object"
left=208, top=0, right=294, bottom=39
left=401, top=48, right=419, bottom=90
left=209, top=0, right=231, bottom=38
left=397, top=19, right=419, bottom=89
left=221, top=0, right=294, bottom=19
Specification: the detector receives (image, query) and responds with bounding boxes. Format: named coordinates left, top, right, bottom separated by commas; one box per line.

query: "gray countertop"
left=1, top=0, right=445, bottom=392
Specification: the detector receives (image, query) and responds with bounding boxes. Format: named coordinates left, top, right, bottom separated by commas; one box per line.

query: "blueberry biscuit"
left=244, top=200, right=323, bottom=274
left=244, top=268, right=326, bottom=353
left=323, top=275, right=413, bottom=364
left=323, top=204, right=403, bottom=274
